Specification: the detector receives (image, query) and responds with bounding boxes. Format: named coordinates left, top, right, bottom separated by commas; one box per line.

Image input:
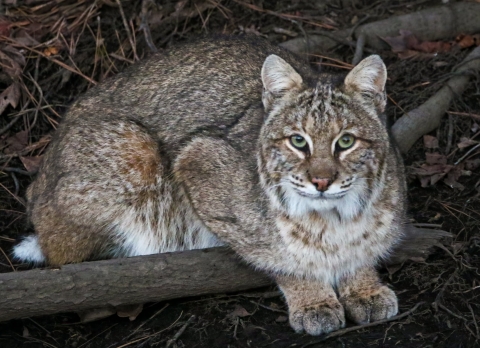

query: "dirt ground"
left=0, top=0, right=479, bottom=347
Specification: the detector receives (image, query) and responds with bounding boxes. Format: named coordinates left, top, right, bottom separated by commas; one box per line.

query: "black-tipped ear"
left=261, top=55, right=302, bottom=110
left=344, top=55, right=387, bottom=112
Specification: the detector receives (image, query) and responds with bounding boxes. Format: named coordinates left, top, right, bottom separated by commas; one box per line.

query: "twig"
left=241, top=291, right=282, bottom=299
left=10, top=171, right=19, bottom=196
left=0, top=182, right=25, bottom=207
left=0, top=136, right=51, bottom=161
left=447, top=111, right=480, bottom=121
left=437, top=303, right=468, bottom=321
left=109, top=53, right=135, bottom=65
left=233, top=0, right=335, bottom=30
left=126, top=303, right=169, bottom=340
left=454, top=143, right=480, bottom=165
left=352, top=32, right=366, bottom=65
left=116, top=0, right=139, bottom=61
left=166, top=315, right=196, bottom=348
left=445, top=113, right=454, bottom=155
left=250, top=301, right=287, bottom=314
left=77, top=324, right=119, bottom=348
left=116, top=311, right=184, bottom=348
left=1, top=36, right=96, bottom=85
left=435, top=269, right=458, bottom=305
left=349, top=14, right=371, bottom=39
left=27, top=318, right=51, bottom=335
left=468, top=303, right=480, bottom=339
left=301, top=302, right=425, bottom=347
left=140, top=0, right=158, bottom=53
left=0, top=247, right=15, bottom=272
left=308, top=54, right=353, bottom=69
left=1, top=167, right=34, bottom=176
left=0, top=114, right=23, bottom=136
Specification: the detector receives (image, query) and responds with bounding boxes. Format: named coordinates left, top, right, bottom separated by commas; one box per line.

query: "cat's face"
left=258, top=55, right=389, bottom=217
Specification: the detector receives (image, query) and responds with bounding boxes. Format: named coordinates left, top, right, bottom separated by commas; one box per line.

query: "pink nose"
left=311, top=178, right=330, bottom=192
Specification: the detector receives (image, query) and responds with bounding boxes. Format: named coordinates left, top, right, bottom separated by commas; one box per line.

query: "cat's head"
left=258, top=54, right=390, bottom=219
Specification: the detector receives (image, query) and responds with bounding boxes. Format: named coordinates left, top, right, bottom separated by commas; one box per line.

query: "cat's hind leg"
left=18, top=120, right=167, bottom=266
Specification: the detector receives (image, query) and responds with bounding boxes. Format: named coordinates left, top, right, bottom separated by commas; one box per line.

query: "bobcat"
left=13, top=36, right=406, bottom=335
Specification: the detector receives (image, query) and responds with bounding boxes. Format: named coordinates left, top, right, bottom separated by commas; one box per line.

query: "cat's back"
left=64, top=36, right=315, bottom=145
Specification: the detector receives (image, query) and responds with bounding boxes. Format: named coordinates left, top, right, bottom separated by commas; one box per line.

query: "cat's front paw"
left=339, top=285, right=398, bottom=324
left=289, top=300, right=346, bottom=336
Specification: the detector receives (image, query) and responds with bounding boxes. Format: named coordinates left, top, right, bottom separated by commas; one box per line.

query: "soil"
left=0, top=1, right=479, bottom=347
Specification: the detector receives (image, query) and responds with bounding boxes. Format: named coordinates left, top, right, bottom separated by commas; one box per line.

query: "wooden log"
left=280, top=2, right=480, bottom=55
left=0, top=248, right=272, bottom=322
left=392, top=45, right=480, bottom=153
left=0, top=225, right=450, bottom=323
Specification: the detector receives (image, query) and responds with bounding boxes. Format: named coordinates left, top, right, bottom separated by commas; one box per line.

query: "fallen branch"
left=280, top=3, right=480, bottom=55
left=392, top=45, right=480, bottom=153
left=0, top=225, right=449, bottom=323
left=0, top=248, right=271, bottom=323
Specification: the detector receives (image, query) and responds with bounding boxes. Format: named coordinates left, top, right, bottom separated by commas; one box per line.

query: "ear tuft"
left=261, top=55, right=303, bottom=95
left=344, top=55, right=386, bottom=96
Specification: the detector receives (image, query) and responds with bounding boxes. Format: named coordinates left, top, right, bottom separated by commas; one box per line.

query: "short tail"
left=12, top=235, right=46, bottom=264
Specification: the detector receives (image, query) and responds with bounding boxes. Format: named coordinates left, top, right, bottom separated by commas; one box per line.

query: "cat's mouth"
left=293, top=189, right=347, bottom=200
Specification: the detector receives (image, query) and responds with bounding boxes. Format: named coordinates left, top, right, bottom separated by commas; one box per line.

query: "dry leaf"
left=456, top=34, right=480, bottom=48
left=425, top=152, right=447, bottom=165
left=383, top=30, right=452, bottom=60
left=457, top=137, right=479, bottom=149
left=0, top=83, right=21, bottom=115
left=116, top=304, right=143, bottom=321
left=227, top=305, right=252, bottom=319
left=465, top=159, right=480, bottom=170
left=472, top=123, right=479, bottom=133
left=77, top=308, right=116, bottom=323
left=13, top=30, right=40, bottom=47
left=275, top=315, right=288, bottom=323
left=20, top=156, right=43, bottom=173
left=0, top=49, right=23, bottom=79
left=423, top=135, right=438, bottom=149
left=4, top=130, right=28, bottom=154
left=22, top=326, right=30, bottom=338
left=0, top=18, right=11, bottom=37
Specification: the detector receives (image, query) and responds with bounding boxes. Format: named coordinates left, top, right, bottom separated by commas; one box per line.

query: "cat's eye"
left=336, top=134, right=355, bottom=150
left=290, top=135, right=308, bottom=151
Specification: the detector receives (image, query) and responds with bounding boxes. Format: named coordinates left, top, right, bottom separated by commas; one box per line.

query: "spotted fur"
left=13, top=36, right=406, bottom=336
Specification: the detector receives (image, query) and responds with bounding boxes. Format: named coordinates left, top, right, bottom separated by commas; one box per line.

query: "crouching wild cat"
left=13, top=36, right=406, bottom=336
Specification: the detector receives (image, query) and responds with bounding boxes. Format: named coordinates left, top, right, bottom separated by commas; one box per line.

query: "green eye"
left=337, top=134, right=355, bottom=150
left=290, top=135, right=308, bottom=151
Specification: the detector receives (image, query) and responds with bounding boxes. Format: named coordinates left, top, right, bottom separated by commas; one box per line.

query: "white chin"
left=294, top=189, right=346, bottom=200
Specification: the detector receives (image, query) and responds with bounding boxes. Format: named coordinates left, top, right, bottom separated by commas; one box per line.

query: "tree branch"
left=392, top=46, right=480, bottom=153
left=0, top=224, right=450, bottom=322
left=280, top=3, right=480, bottom=55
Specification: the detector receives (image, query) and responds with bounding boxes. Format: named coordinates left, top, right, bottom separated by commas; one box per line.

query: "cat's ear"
left=344, top=55, right=387, bottom=112
left=261, top=55, right=303, bottom=110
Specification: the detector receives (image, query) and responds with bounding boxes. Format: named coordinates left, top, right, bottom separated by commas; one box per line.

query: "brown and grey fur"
left=13, top=36, right=406, bottom=336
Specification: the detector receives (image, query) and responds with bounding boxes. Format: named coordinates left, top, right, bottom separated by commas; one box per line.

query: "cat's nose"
left=311, top=178, right=330, bottom=192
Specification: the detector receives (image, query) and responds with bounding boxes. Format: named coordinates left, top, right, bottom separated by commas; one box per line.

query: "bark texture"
left=280, top=3, right=480, bottom=55
left=0, top=248, right=271, bottom=322
left=392, top=45, right=480, bottom=153
left=1, top=225, right=450, bottom=323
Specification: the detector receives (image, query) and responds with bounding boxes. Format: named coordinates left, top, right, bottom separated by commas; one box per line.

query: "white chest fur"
left=275, top=203, right=395, bottom=284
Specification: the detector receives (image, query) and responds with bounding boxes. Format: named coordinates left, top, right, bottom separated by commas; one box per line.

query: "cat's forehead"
left=281, top=81, right=383, bottom=143
left=298, top=82, right=355, bottom=130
